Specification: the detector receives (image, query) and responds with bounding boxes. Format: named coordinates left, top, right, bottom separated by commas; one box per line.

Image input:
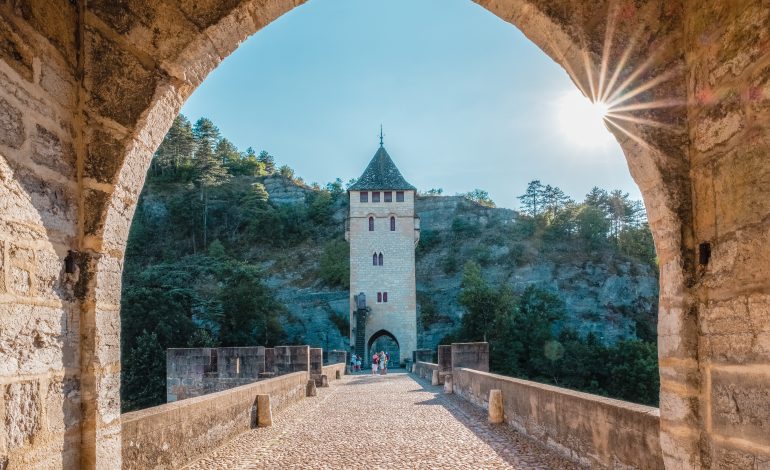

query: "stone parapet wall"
left=450, top=342, right=489, bottom=372
left=413, top=361, right=438, bottom=381
left=322, top=363, right=347, bottom=381
left=121, top=371, right=309, bottom=470
left=451, top=368, right=663, bottom=470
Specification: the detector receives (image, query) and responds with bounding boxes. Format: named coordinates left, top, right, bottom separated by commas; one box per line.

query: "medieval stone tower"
left=346, top=141, right=419, bottom=365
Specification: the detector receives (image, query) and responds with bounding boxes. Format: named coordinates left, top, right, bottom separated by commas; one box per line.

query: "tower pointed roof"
left=349, top=145, right=416, bottom=191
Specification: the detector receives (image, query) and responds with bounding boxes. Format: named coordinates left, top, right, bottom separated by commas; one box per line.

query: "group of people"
left=371, top=351, right=390, bottom=375
left=349, top=351, right=392, bottom=375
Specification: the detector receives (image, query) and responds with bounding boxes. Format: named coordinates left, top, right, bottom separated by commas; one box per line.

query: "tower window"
left=396, top=191, right=404, bottom=202
left=378, top=252, right=383, bottom=266
left=372, top=192, right=380, bottom=202
left=373, top=253, right=378, bottom=266
left=383, top=292, right=388, bottom=302
left=369, top=217, right=374, bottom=231
left=377, top=292, right=382, bottom=303
left=390, top=216, right=396, bottom=231
left=360, top=192, right=368, bottom=203
left=384, top=191, right=392, bottom=202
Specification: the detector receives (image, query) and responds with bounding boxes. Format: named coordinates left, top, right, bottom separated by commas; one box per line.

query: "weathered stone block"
left=0, top=96, right=24, bottom=149
left=84, top=26, right=157, bottom=127
left=85, top=128, right=125, bottom=185
left=15, top=0, right=78, bottom=65
left=0, top=17, right=34, bottom=81
left=710, top=367, right=770, bottom=446
left=4, top=381, right=41, bottom=449
left=451, top=342, right=489, bottom=372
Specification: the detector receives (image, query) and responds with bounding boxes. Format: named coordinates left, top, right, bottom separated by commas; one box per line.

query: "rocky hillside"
left=259, top=177, right=658, bottom=352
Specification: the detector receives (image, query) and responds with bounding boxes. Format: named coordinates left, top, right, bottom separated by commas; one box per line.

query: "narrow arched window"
left=368, top=216, right=374, bottom=231
left=383, top=292, right=388, bottom=303
left=373, top=253, right=377, bottom=265
left=377, top=292, right=382, bottom=303
left=390, top=216, right=396, bottom=231
left=378, top=253, right=383, bottom=266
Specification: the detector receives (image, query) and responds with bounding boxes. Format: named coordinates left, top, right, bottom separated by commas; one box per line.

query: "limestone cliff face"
left=261, top=179, right=658, bottom=353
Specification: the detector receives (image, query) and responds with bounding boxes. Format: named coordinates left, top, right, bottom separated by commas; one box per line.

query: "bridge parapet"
left=122, top=371, right=308, bottom=470
left=451, top=368, right=663, bottom=470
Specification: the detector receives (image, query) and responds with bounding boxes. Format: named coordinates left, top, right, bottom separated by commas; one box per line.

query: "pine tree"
left=192, top=118, right=229, bottom=249
left=154, top=114, right=194, bottom=175
left=258, top=150, right=276, bottom=174
left=518, top=180, right=545, bottom=216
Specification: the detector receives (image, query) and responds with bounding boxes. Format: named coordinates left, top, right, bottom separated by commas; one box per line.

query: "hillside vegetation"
left=121, top=114, right=660, bottom=411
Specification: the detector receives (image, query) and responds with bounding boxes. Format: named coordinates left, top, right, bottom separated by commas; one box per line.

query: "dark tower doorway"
left=367, top=330, right=400, bottom=367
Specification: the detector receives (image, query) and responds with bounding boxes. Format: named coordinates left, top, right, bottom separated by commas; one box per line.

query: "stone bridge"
left=0, top=1, right=769, bottom=469
left=121, top=343, right=663, bottom=470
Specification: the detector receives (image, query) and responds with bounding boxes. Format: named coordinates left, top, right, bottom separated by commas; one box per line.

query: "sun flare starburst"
left=550, top=2, right=685, bottom=150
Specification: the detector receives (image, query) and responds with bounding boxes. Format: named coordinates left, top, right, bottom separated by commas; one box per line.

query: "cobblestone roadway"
left=185, top=372, right=581, bottom=470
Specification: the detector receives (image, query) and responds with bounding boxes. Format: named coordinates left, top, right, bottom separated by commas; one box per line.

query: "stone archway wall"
left=0, top=1, right=768, bottom=469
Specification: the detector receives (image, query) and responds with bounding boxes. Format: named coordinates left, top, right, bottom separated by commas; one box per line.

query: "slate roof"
left=348, top=145, right=416, bottom=191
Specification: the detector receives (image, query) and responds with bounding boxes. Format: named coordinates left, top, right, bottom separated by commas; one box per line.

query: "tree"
left=154, top=115, right=194, bottom=176
left=542, top=185, right=572, bottom=220
left=464, top=189, right=495, bottom=207
left=518, top=180, right=545, bottom=216
left=278, top=165, right=295, bottom=180
left=215, top=138, right=239, bottom=166
left=121, top=331, right=166, bottom=411
left=192, top=119, right=230, bottom=249
left=576, top=205, right=611, bottom=248
left=258, top=150, right=276, bottom=174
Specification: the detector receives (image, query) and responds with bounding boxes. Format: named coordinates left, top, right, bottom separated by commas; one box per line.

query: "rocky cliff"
left=260, top=177, right=658, bottom=353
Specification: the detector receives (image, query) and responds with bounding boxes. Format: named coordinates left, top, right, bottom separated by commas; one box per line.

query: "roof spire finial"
left=379, top=125, right=384, bottom=147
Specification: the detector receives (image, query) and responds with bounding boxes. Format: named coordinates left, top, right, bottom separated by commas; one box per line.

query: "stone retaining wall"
left=450, top=368, right=663, bottom=470
left=121, top=371, right=308, bottom=470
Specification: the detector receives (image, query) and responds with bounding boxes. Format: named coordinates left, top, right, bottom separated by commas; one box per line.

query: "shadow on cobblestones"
left=409, top=373, right=583, bottom=470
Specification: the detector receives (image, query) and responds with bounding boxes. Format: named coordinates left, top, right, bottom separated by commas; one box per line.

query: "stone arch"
left=2, top=1, right=768, bottom=469
left=367, top=329, right=400, bottom=366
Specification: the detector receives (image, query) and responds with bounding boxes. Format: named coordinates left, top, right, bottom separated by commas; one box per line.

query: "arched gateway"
left=346, top=142, right=419, bottom=366
left=0, top=1, right=768, bottom=469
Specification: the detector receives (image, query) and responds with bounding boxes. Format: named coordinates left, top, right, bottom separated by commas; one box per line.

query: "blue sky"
left=181, top=0, right=641, bottom=209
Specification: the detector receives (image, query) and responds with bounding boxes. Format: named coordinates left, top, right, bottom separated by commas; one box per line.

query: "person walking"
left=379, top=351, right=386, bottom=375
left=371, top=352, right=379, bottom=375
left=350, top=354, right=356, bottom=373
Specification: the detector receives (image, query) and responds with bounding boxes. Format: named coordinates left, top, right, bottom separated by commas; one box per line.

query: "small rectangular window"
left=384, top=191, right=392, bottom=202
left=383, top=292, right=388, bottom=302
left=372, top=192, right=380, bottom=202
left=360, top=192, right=368, bottom=203
left=396, top=191, right=404, bottom=202
left=377, top=292, right=382, bottom=303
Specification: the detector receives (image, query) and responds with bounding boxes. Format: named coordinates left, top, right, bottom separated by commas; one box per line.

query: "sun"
left=555, top=90, right=613, bottom=148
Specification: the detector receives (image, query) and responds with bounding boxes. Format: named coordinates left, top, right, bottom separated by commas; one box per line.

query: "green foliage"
left=327, top=310, right=350, bottom=336
left=464, top=188, right=495, bottom=207
left=417, top=291, right=440, bottom=328
left=319, top=239, right=349, bottom=288
left=208, top=239, right=226, bottom=258
left=120, top=255, right=287, bottom=412
left=121, top=331, right=167, bottom=411
left=449, top=262, right=659, bottom=405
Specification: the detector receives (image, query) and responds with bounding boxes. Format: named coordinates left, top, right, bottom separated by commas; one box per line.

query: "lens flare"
left=556, top=90, right=612, bottom=148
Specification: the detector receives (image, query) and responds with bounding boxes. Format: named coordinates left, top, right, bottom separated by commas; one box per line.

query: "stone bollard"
left=320, top=374, right=329, bottom=387
left=488, top=389, right=504, bottom=424
left=335, top=370, right=341, bottom=380
left=443, top=374, right=453, bottom=394
left=256, top=394, right=272, bottom=427
left=306, top=379, right=317, bottom=397
left=431, top=369, right=440, bottom=386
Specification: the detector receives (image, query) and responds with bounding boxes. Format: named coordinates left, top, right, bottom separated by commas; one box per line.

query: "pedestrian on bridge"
left=371, top=352, right=379, bottom=375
